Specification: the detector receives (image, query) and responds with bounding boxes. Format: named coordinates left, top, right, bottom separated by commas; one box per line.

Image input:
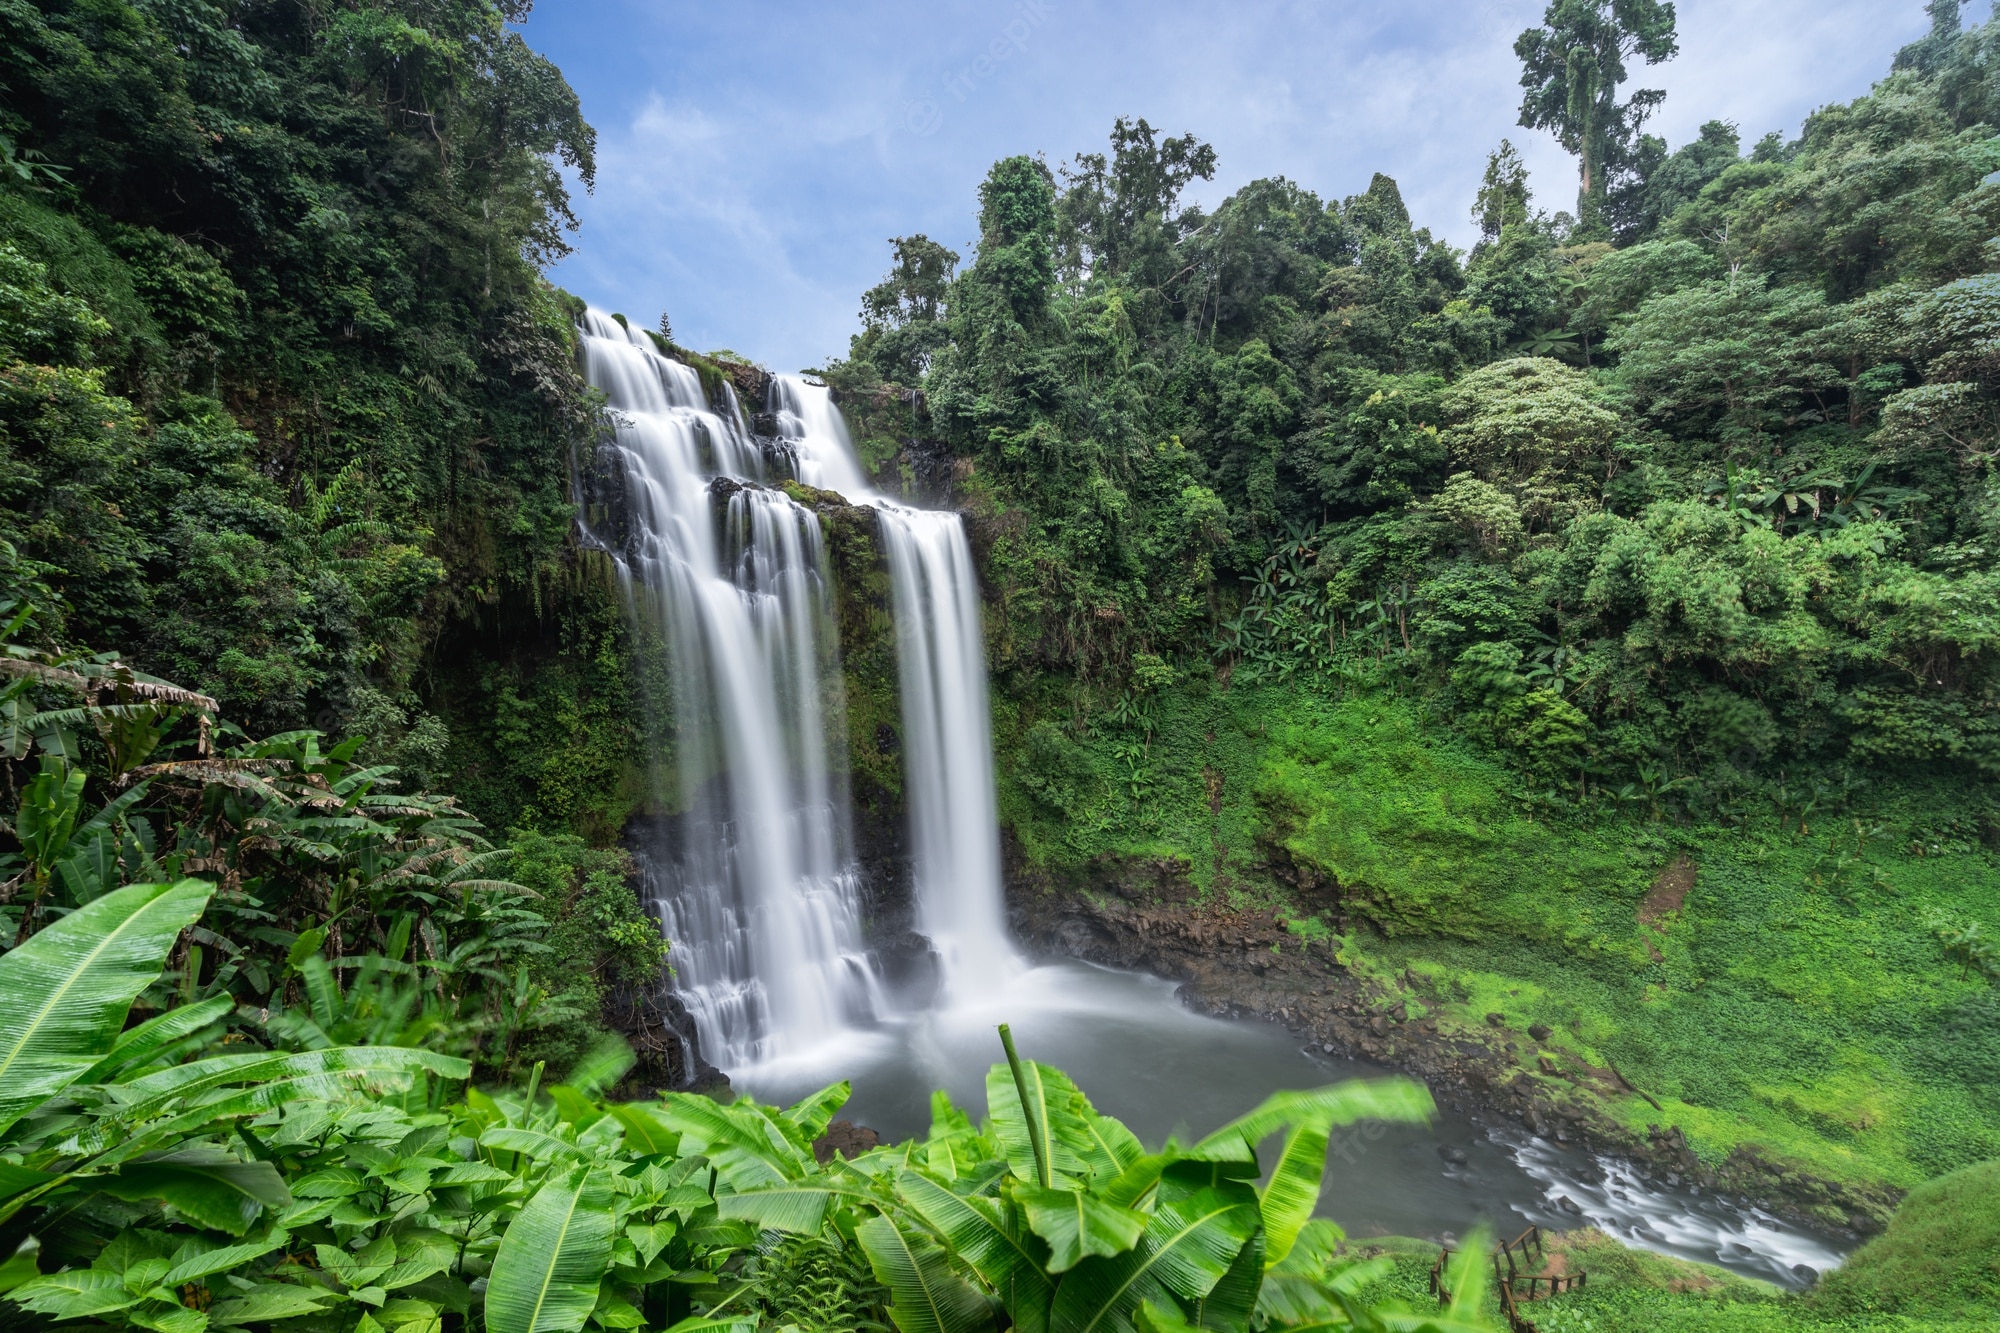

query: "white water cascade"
left=577, top=310, right=1014, bottom=1072
left=770, top=378, right=1019, bottom=1001
left=577, top=311, right=886, bottom=1067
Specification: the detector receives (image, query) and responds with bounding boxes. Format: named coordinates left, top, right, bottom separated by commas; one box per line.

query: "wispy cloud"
left=529, top=0, right=1933, bottom=372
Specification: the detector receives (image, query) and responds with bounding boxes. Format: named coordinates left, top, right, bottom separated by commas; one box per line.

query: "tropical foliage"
left=831, top=5, right=2000, bottom=807
left=0, top=878, right=1493, bottom=1333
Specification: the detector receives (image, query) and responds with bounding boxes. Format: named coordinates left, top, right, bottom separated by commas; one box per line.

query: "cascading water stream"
left=576, top=310, right=1014, bottom=1072
left=768, top=377, right=1019, bottom=1000
left=576, top=311, right=885, bottom=1067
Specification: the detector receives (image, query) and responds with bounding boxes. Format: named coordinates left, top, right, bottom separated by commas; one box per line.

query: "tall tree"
left=854, top=234, right=959, bottom=382
left=1472, top=139, right=1533, bottom=244
left=1056, top=117, right=1216, bottom=284
left=1515, top=0, right=1679, bottom=231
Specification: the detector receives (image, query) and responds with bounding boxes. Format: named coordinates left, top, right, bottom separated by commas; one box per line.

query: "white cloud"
left=534, top=0, right=1937, bottom=370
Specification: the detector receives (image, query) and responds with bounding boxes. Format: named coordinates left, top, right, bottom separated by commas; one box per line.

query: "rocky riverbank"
left=1003, top=844, right=1902, bottom=1242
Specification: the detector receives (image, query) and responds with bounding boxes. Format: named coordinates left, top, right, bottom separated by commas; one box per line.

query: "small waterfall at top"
left=577, top=311, right=885, bottom=1068
left=576, top=310, right=1015, bottom=1073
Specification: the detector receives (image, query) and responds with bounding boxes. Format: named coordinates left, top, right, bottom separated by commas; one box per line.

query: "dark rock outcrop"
left=606, top=979, right=729, bottom=1096
left=812, top=1119, right=881, bottom=1163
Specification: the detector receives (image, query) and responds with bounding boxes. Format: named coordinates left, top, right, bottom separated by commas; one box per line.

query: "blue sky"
left=523, top=0, right=1936, bottom=372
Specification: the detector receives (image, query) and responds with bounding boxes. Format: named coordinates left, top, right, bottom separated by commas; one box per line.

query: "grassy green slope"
left=1815, top=1160, right=2000, bottom=1321
left=997, top=673, right=2000, bottom=1192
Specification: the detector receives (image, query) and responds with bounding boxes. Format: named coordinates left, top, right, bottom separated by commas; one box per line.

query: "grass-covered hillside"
left=999, top=668, right=1999, bottom=1196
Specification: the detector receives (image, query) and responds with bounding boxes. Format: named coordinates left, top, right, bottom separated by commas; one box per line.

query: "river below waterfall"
left=729, top=958, right=1851, bottom=1291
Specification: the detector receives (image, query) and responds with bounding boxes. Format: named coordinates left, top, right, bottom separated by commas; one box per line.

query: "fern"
left=738, top=1231, right=892, bottom=1333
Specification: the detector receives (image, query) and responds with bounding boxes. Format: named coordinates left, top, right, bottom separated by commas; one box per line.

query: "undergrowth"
left=998, top=674, right=2000, bottom=1193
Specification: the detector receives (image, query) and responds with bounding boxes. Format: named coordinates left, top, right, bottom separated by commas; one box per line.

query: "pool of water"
left=729, top=958, right=1849, bottom=1288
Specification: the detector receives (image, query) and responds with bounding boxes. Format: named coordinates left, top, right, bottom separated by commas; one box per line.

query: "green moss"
left=813, top=493, right=904, bottom=814
left=433, top=566, right=662, bottom=841
left=504, top=830, right=667, bottom=1076
left=1814, top=1160, right=2000, bottom=1321
left=999, top=673, right=2000, bottom=1194
left=1342, top=1233, right=1995, bottom=1333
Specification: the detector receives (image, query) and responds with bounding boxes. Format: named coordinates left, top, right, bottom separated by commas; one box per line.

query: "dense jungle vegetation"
left=0, top=0, right=1996, bottom=1329
left=830, top=0, right=2000, bottom=1217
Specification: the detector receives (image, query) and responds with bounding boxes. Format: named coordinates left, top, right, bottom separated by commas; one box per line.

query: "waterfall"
left=771, top=378, right=1018, bottom=1000
left=577, top=311, right=1014, bottom=1073
left=577, top=311, right=884, bottom=1068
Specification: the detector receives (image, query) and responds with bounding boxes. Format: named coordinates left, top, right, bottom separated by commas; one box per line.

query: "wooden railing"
left=1429, top=1225, right=1588, bottom=1333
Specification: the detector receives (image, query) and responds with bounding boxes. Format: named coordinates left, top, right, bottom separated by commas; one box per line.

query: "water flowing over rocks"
left=576, top=311, right=1015, bottom=1075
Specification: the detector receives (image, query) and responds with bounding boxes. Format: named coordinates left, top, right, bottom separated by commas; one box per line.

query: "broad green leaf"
left=713, top=1182, right=861, bottom=1233
left=984, top=1061, right=1086, bottom=1186
left=590, top=1286, right=642, bottom=1329
left=1190, top=1080, right=1432, bottom=1165
left=559, top=1034, right=635, bottom=1099
left=80, top=995, right=234, bottom=1085
left=1187, top=1229, right=1261, bottom=1330
left=0, top=1162, right=58, bottom=1203
left=85, top=1048, right=471, bottom=1163
left=112, top=1045, right=471, bottom=1115
left=855, top=1213, right=994, bottom=1333
left=895, top=1171, right=1051, bottom=1333
left=1139, top=1186, right=1261, bottom=1303
left=626, top=1222, right=677, bottom=1267
left=317, top=1237, right=394, bottom=1288
left=0, top=879, right=214, bottom=1135
left=11, top=1268, right=136, bottom=1318
left=1102, top=1154, right=1176, bottom=1209
left=484, top=1167, right=614, bottom=1333
left=546, top=1087, right=607, bottom=1132
left=1259, top=1117, right=1333, bottom=1269
left=98, top=1148, right=290, bottom=1236
left=378, top=1296, right=446, bottom=1331
left=658, top=1094, right=811, bottom=1189
left=1047, top=1186, right=1260, bottom=1333
left=479, top=1127, right=585, bottom=1161
left=1014, top=1184, right=1146, bottom=1273
left=0, top=1237, right=40, bottom=1295
left=777, top=1080, right=851, bottom=1145
left=1439, top=1224, right=1493, bottom=1328
left=1135, top=1301, right=1200, bottom=1333
left=161, top=1232, right=289, bottom=1286
left=378, top=1256, right=448, bottom=1292
left=661, top=1318, right=757, bottom=1333
left=128, top=1300, right=208, bottom=1333
left=1064, top=1112, right=1146, bottom=1180
left=430, top=1162, right=516, bottom=1187
left=208, top=1287, right=335, bottom=1326
left=1257, top=1221, right=1358, bottom=1324
left=290, top=1167, right=368, bottom=1198
left=606, top=1102, right=677, bottom=1154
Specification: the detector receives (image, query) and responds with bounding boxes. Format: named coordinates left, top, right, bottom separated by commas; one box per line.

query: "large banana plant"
left=3, top=896, right=1498, bottom=1333
left=0, top=880, right=468, bottom=1236
left=707, top=1026, right=1497, bottom=1333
